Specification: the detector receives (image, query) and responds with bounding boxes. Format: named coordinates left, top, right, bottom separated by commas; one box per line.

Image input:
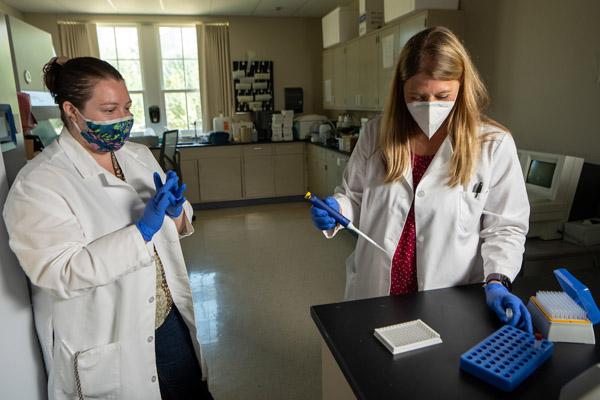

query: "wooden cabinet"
left=332, top=45, right=347, bottom=109
left=153, top=142, right=306, bottom=203
left=323, top=49, right=335, bottom=109
left=307, top=144, right=350, bottom=196
left=307, top=145, right=328, bottom=196
left=274, top=143, right=306, bottom=196
left=195, top=147, right=243, bottom=201
left=345, top=40, right=361, bottom=109
left=180, top=159, right=200, bottom=203
left=359, top=32, right=381, bottom=109
left=243, top=144, right=275, bottom=198
left=326, top=150, right=350, bottom=194
left=323, top=10, right=463, bottom=111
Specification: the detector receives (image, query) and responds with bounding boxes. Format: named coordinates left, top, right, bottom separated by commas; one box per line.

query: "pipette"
left=305, top=192, right=390, bottom=256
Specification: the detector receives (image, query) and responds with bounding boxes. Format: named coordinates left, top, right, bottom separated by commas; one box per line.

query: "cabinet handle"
left=253, top=147, right=263, bottom=150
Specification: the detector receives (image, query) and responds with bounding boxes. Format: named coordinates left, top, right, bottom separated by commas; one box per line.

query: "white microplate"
left=374, top=319, right=442, bottom=355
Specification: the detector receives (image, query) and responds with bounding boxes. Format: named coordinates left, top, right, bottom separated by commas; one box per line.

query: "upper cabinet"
left=6, top=16, right=55, bottom=92
left=323, top=10, right=463, bottom=111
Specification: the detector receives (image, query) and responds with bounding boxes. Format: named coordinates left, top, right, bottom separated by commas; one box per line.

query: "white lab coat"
left=329, top=118, right=529, bottom=300
left=3, top=128, right=205, bottom=400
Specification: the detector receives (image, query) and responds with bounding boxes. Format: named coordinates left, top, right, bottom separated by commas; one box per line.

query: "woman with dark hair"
left=3, top=56, right=213, bottom=399
left=310, top=27, right=532, bottom=333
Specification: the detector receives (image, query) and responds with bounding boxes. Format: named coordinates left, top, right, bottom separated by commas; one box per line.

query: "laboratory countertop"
left=149, top=138, right=354, bottom=156
left=148, top=138, right=307, bottom=150
left=311, top=269, right=600, bottom=399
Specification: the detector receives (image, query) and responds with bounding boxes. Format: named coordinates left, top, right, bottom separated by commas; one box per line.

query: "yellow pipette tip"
left=304, top=191, right=312, bottom=199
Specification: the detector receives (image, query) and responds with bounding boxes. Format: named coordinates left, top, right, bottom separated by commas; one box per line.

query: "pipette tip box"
left=460, top=325, right=553, bottom=392
left=374, top=319, right=442, bottom=355
left=526, top=268, right=599, bottom=344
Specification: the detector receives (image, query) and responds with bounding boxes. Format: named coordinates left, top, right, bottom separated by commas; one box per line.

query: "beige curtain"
left=197, top=24, right=234, bottom=131
left=57, top=21, right=99, bottom=58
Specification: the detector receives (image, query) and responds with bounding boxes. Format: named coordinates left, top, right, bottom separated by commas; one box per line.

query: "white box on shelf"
left=359, top=0, right=384, bottom=36
left=359, top=13, right=384, bottom=36
left=322, top=6, right=359, bottom=48
left=384, top=0, right=459, bottom=23
left=564, top=219, right=600, bottom=246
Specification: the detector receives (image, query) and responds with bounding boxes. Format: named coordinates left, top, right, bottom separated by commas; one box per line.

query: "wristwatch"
left=485, top=273, right=512, bottom=291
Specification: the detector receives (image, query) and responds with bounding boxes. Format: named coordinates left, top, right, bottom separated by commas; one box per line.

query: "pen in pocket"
left=472, top=182, right=483, bottom=198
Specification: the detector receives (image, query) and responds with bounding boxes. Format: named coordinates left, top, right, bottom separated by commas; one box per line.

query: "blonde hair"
left=379, top=26, right=498, bottom=187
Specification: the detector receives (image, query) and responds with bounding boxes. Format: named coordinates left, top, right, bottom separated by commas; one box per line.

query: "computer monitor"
left=518, top=150, right=584, bottom=239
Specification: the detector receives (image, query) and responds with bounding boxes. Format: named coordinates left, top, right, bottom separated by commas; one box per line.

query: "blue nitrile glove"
left=136, top=177, right=177, bottom=241
left=310, top=196, right=340, bottom=230
left=485, top=283, right=533, bottom=334
left=154, top=171, right=187, bottom=218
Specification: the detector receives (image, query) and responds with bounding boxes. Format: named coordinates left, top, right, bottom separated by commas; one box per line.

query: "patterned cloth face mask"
left=73, top=109, right=134, bottom=152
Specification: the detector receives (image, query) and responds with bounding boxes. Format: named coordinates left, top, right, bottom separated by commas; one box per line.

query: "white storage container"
left=293, top=114, right=327, bottom=140
left=359, top=0, right=384, bottom=36
left=384, top=0, right=459, bottom=23
left=322, top=6, right=359, bottom=48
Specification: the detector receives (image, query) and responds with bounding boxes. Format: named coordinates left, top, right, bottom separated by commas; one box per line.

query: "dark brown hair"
left=43, top=56, right=124, bottom=124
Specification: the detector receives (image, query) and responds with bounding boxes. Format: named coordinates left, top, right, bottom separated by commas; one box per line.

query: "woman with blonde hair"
left=310, top=27, right=532, bottom=332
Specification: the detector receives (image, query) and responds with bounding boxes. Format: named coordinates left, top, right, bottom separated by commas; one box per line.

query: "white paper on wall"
left=382, top=34, right=394, bottom=69
left=325, top=79, right=332, bottom=102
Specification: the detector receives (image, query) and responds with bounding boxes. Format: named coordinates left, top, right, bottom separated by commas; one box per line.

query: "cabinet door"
left=359, top=33, right=380, bottom=109
left=244, top=156, right=275, bottom=198
left=345, top=40, right=360, bottom=109
left=307, top=145, right=328, bottom=195
left=323, top=48, right=335, bottom=110
left=378, top=24, right=401, bottom=109
left=198, top=157, right=242, bottom=201
left=326, top=151, right=345, bottom=194
left=180, top=159, right=200, bottom=203
left=332, top=45, right=347, bottom=109
left=274, top=154, right=305, bottom=196
left=396, top=12, right=427, bottom=51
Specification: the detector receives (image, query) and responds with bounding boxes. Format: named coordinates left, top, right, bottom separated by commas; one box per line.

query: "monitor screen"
left=526, top=160, right=556, bottom=188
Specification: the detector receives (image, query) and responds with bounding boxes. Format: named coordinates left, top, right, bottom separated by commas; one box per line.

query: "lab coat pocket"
left=459, top=190, right=489, bottom=232
left=55, top=340, right=121, bottom=399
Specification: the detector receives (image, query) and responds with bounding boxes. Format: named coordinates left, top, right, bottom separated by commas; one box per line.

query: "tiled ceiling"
left=2, top=0, right=354, bottom=17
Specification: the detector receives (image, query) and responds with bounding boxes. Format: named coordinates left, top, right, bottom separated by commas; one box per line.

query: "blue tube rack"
left=460, top=325, right=553, bottom=392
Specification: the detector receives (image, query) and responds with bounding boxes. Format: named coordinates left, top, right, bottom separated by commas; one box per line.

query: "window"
left=158, top=26, right=202, bottom=135
left=97, top=25, right=146, bottom=133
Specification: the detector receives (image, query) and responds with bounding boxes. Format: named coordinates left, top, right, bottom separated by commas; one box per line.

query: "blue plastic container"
left=460, top=325, right=553, bottom=391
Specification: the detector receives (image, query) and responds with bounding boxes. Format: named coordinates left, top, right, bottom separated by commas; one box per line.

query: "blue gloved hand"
left=154, top=171, right=187, bottom=218
left=136, top=176, right=177, bottom=241
left=485, top=283, right=533, bottom=334
left=310, top=196, right=340, bottom=230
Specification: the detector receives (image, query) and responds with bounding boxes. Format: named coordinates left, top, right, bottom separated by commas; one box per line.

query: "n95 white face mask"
left=406, top=101, right=456, bottom=139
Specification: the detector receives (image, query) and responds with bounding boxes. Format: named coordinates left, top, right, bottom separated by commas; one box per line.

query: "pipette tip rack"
left=460, top=325, right=553, bottom=392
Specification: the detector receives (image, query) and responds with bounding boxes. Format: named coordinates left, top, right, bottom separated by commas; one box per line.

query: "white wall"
left=461, top=0, right=600, bottom=164
left=0, top=149, right=46, bottom=399
left=0, top=0, right=23, bottom=19
left=23, top=13, right=323, bottom=123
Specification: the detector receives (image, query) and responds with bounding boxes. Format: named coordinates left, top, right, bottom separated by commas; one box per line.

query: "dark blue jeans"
left=155, top=306, right=213, bottom=400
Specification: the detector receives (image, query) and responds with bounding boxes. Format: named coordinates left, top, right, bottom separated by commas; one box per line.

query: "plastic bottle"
left=213, top=113, right=232, bottom=133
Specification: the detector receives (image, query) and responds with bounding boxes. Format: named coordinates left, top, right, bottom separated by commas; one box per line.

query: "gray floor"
left=180, top=202, right=356, bottom=400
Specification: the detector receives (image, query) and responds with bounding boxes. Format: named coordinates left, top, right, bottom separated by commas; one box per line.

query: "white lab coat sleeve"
left=178, top=200, right=194, bottom=239
left=480, top=134, right=530, bottom=282
left=323, top=122, right=374, bottom=238
left=3, top=180, right=155, bottom=299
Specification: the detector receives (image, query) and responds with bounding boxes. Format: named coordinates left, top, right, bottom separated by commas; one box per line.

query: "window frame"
left=96, top=23, right=147, bottom=134
left=156, top=24, right=202, bottom=137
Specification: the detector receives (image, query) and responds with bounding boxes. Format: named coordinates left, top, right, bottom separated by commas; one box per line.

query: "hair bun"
left=43, top=57, right=68, bottom=100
